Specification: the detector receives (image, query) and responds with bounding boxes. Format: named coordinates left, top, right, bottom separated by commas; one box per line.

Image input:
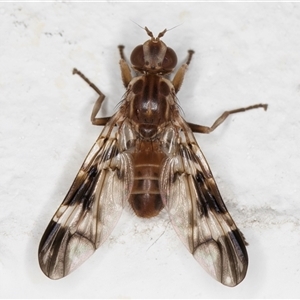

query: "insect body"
left=38, top=27, right=267, bottom=286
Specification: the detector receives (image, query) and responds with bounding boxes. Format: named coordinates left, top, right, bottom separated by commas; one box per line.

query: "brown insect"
left=38, top=27, right=267, bottom=286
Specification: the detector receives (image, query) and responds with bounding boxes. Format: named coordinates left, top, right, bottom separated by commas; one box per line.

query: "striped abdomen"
left=129, top=141, right=166, bottom=218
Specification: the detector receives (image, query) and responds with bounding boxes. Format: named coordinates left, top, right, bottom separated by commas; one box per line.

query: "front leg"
left=118, top=45, right=132, bottom=88
left=172, top=50, right=194, bottom=93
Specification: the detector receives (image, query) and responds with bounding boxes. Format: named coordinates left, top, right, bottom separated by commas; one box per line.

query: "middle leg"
left=73, top=68, right=111, bottom=126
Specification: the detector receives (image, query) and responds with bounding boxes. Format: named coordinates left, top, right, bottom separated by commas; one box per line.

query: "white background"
left=1, top=2, right=300, bottom=298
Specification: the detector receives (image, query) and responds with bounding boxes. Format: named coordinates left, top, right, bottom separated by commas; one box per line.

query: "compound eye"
left=130, top=45, right=145, bottom=69
left=162, top=47, right=177, bottom=71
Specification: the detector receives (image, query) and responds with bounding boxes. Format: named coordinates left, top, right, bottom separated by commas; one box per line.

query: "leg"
left=188, top=103, right=268, bottom=134
left=72, top=68, right=111, bottom=126
left=118, top=45, right=132, bottom=88
left=172, top=50, right=194, bottom=93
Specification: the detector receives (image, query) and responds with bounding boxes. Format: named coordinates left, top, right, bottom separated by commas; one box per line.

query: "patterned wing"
left=38, top=114, right=135, bottom=279
left=160, top=121, right=248, bottom=287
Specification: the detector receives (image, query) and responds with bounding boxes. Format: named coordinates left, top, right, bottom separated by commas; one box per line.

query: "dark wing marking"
left=39, top=114, right=134, bottom=279
left=160, top=121, right=248, bottom=287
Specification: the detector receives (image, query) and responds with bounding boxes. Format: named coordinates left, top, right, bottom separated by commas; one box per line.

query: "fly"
left=38, top=27, right=267, bottom=286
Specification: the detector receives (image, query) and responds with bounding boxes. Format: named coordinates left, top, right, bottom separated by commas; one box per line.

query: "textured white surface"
left=1, top=2, right=300, bottom=298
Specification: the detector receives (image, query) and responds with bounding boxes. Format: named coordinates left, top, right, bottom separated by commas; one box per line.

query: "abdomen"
left=129, top=141, right=166, bottom=218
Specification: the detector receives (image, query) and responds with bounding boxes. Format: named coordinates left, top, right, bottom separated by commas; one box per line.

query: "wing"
left=38, top=113, right=135, bottom=279
left=160, top=120, right=248, bottom=287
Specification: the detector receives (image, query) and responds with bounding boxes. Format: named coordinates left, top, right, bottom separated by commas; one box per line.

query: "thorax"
left=126, top=74, right=175, bottom=139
